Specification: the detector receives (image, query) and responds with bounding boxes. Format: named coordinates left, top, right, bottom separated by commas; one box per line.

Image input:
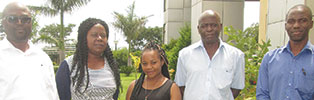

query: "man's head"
left=2, top=2, right=32, bottom=43
left=285, top=4, right=313, bottom=43
left=197, top=10, right=222, bottom=44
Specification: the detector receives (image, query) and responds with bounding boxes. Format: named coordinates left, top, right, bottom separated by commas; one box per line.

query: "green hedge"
left=224, top=24, right=271, bottom=99
left=162, top=23, right=191, bottom=79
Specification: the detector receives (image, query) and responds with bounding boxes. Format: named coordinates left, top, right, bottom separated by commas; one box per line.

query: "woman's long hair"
left=130, top=42, right=170, bottom=100
left=70, top=18, right=121, bottom=94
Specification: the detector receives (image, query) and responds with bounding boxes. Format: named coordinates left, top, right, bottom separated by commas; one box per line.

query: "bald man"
left=174, top=10, right=245, bottom=100
left=256, top=4, right=314, bottom=100
left=0, top=2, right=59, bottom=100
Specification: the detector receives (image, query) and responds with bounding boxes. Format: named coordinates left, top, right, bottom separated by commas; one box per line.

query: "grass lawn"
left=118, top=73, right=140, bottom=100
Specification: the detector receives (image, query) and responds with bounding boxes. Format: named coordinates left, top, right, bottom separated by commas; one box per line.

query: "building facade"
left=259, top=0, right=314, bottom=50
left=165, top=0, right=314, bottom=50
left=164, top=0, right=245, bottom=44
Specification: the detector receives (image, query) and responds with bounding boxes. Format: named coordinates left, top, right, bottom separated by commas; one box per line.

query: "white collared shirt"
left=174, top=40, right=245, bottom=100
left=0, top=38, right=59, bottom=100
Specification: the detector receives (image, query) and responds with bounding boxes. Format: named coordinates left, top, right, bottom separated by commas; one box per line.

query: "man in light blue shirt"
left=174, top=10, right=245, bottom=100
left=256, top=4, right=314, bottom=100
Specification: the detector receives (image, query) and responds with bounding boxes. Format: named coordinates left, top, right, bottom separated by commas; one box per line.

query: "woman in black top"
left=126, top=42, right=182, bottom=100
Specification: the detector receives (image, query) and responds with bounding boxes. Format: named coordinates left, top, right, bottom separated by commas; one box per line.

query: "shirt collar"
left=1, top=37, right=15, bottom=50
left=195, top=38, right=225, bottom=50
left=282, top=41, right=314, bottom=54
left=0, top=37, right=33, bottom=52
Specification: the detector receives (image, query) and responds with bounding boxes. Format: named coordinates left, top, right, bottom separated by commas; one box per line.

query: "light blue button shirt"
left=175, top=40, right=245, bottom=100
left=256, top=41, right=314, bottom=100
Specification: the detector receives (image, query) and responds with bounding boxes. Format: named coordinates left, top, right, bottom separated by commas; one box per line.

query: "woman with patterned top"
left=126, top=42, right=182, bottom=100
left=56, top=18, right=121, bottom=100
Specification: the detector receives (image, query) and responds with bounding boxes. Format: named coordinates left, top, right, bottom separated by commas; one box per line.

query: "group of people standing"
left=0, top=2, right=313, bottom=100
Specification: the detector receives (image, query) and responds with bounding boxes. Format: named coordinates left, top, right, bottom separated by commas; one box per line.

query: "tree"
left=0, top=12, right=4, bottom=40
left=33, top=23, right=75, bottom=63
left=29, top=11, right=40, bottom=42
left=112, top=1, right=150, bottom=66
left=0, top=12, right=3, bottom=33
left=29, top=0, right=90, bottom=62
left=132, top=26, right=162, bottom=50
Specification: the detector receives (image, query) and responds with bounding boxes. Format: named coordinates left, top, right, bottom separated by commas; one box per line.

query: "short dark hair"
left=286, top=4, right=313, bottom=21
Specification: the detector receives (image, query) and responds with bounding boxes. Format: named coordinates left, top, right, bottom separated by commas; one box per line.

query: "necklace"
left=144, top=77, right=164, bottom=100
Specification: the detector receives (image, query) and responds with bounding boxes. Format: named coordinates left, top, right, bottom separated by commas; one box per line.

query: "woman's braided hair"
left=130, top=41, right=170, bottom=100
left=70, top=18, right=121, bottom=94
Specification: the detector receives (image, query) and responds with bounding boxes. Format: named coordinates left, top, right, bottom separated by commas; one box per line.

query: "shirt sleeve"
left=174, top=51, right=187, bottom=87
left=56, top=60, right=71, bottom=100
left=45, top=55, right=60, bottom=100
left=256, top=53, right=271, bottom=100
left=231, top=53, right=245, bottom=89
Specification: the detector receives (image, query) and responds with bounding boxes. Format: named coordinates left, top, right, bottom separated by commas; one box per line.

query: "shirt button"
left=288, top=83, right=291, bottom=86
left=287, top=96, right=289, bottom=98
left=290, top=71, right=293, bottom=74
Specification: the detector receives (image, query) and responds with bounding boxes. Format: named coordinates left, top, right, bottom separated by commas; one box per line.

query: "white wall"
left=191, top=0, right=244, bottom=43
left=164, top=0, right=191, bottom=44
left=266, top=0, right=306, bottom=50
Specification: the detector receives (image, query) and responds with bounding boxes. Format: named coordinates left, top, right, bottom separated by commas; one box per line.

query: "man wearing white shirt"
left=0, top=2, right=59, bottom=100
left=174, top=10, right=245, bottom=100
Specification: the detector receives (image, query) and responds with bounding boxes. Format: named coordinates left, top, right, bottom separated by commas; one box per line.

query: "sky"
left=0, top=0, right=259, bottom=49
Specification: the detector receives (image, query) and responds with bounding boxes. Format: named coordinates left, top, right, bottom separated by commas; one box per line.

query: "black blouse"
left=136, top=79, right=173, bottom=100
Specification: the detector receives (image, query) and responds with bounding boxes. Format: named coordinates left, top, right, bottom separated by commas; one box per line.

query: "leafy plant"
left=29, top=0, right=90, bottom=62
left=113, top=48, right=128, bottom=67
left=162, top=23, right=191, bottom=79
left=224, top=23, right=271, bottom=99
left=33, top=23, right=75, bottom=64
left=130, top=53, right=140, bottom=78
left=133, top=26, right=163, bottom=50
left=120, top=65, right=135, bottom=76
left=112, top=1, right=150, bottom=66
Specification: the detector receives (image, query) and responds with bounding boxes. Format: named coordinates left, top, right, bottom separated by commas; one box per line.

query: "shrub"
left=162, top=23, right=191, bottom=79
left=54, top=66, right=59, bottom=74
left=120, top=65, right=135, bottom=76
left=113, top=48, right=128, bottom=67
left=224, top=23, right=271, bottom=99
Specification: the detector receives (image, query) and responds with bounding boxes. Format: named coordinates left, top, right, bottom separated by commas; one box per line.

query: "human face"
left=87, top=24, right=108, bottom=56
left=198, top=15, right=222, bottom=44
left=285, top=8, right=313, bottom=42
left=141, top=50, right=164, bottom=79
left=2, top=7, right=32, bottom=43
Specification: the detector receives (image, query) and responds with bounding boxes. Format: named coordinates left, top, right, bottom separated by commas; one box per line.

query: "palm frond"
left=33, top=34, right=58, bottom=45
left=28, top=6, right=58, bottom=17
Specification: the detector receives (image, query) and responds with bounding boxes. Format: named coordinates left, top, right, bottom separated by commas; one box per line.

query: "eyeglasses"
left=5, top=16, right=32, bottom=24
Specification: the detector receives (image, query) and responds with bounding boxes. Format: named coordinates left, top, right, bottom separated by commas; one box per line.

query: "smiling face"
left=141, top=49, right=164, bottom=79
left=87, top=23, right=108, bottom=56
left=285, top=6, right=313, bottom=43
left=2, top=3, right=32, bottom=43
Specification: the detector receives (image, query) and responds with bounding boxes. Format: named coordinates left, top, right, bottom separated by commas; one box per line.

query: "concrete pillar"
left=306, top=0, right=314, bottom=44
left=258, top=0, right=268, bottom=44
left=262, top=0, right=314, bottom=50
left=163, top=0, right=191, bottom=44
